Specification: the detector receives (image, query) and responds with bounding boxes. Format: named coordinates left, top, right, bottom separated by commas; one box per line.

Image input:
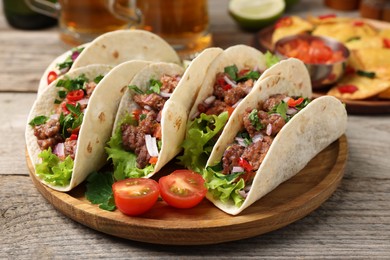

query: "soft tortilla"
left=26, top=61, right=150, bottom=191
left=112, top=48, right=223, bottom=177
left=206, top=76, right=347, bottom=215
left=72, top=29, right=181, bottom=69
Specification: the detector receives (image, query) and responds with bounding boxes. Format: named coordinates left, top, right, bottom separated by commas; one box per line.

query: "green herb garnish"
left=85, top=171, right=116, bottom=211
left=249, top=109, right=264, bottom=130
left=29, top=115, right=49, bottom=126
left=357, top=70, right=376, bottom=79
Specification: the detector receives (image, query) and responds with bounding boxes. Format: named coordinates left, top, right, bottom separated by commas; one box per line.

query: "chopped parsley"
left=29, top=115, right=49, bottom=126
left=85, top=171, right=116, bottom=211
left=128, top=78, right=163, bottom=95
left=59, top=103, right=83, bottom=138
left=249, top=109, right=264, bottom=130
left=357, top=70, right=376, bottom=79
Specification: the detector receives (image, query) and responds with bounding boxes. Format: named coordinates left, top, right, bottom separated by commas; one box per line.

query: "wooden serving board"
left=27, top=135, right=347, bottom=246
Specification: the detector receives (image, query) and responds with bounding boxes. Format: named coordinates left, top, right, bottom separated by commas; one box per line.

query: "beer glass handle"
left=24, top=0, right=60, bottom=18
left=107, top=0, right=142, bottom=25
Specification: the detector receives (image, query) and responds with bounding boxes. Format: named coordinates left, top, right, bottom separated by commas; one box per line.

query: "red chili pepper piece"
left=70, top=134, right=78, bottom=141
left=66, top=89, right=85, bottom=102
left=47, top=71, right=58, bottom=85
left=238, top=157, right=253, bottom=172
left=222, top=84, right=232, bottom=91
left=274, top=16, right=293, bottom=29
left=353, top=20, right=365, bottom=26
left=383, top=38, right=390, bottom=48
left=337, top=84, right=358, bottom=94
left=344, top=66, right=356, bottom=75
left=287, top=97, right=304, bottom=107
left=318, top=13, right=336, bottom=19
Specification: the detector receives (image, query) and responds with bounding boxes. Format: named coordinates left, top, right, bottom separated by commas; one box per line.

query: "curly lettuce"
left=177, top=112, right=229, bottom=173
left=35, top=148, right=73, bottom=186
left=203, top=164, right=246, bottom=207
left=105, top=114, right=155, bottom=181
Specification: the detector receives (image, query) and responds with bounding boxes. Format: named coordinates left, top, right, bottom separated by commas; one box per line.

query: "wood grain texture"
left=1, top=0, right=390, bottom=258
left=25, top=136, right=347, bottom=245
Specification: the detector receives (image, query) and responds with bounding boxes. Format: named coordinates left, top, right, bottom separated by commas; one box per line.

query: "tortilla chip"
left=327, top=75, right=390, bottom=100
left=378, top=87, right=390, bottom=99
left=272, top=16, right=314, bottom=44
left=312, top=20, right=378, bottom=43
left=348, top=48, right=390, bottom=80
left=307, top=16, right=353, bottom=25
left=346, top=36, right=384, bottom=50
left=379, top=28, right=390, bottom=39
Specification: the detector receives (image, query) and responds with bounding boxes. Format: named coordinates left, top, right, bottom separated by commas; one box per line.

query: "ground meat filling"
left=34, top=118, right=64, bottom=150
left=121, top=74, right=180, bottom=169
left=221, top=94, right=291, bottom=183
left=197, top=68, right=258, bottom=116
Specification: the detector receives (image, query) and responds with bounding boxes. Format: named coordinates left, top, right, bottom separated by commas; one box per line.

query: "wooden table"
left=1, top=0, right=389, bottom=258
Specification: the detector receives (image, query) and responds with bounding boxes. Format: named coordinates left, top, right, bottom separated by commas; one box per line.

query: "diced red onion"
left=50, top=114, right=60, bottom=120
left=71, top=51, right=80, bottom=61
left=266, top=123, right=272, bottom=136
left=232, top=166, right=245, bottom=173
left=287, top=107, right=298, bottom=115
left=253, top=66, right=259, bottom=71
left=252, top=133, right=263, bottom=143
left=156, top=111, right=162, bottom=122
left=144, top=105, right=152, bottom=111
left=244, top=87, right=253, bottom=94
left=59, top=67, right=70, bottom=74
left=223, top=75, right=237, bottom=88
left=244, top=184, right=252, bottom=192
left=238, top=189, right=248, bottom=198
left=145, top=134, right=159, bottom=157
left=235, top=137, right=247, bottom=147
left=53, top=142, right=65, bottom=158
left=204, top=95, right=216, bottom=105
left=283, top=96, right=291, bottom=103
left=232, top=99, right=243, bottom=108
left=77, top=98, right=89, bottom=106
left=190, top=111, right=200, bottom=121
left=159, top=91, right=172, bottom=98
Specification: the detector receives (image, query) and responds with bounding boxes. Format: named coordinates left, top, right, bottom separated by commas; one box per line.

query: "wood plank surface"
left=1, top=0, right=390, bottom=258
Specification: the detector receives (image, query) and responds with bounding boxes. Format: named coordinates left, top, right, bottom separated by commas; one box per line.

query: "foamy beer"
left=25, top=0, right=212, bottom=59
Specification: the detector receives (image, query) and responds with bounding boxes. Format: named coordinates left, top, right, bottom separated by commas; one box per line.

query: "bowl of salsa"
left=274, top=34, right=350, bottom=89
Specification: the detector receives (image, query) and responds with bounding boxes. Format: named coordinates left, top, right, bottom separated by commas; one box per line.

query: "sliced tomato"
left=159, top=170, right=207, bottom=209
left=149, top=157, right=158, bottom=165
left=112, top=178, right=160, bottom=216
left=226, top=106, right=235, bottom=117
left=66, top=89, right=85, bottom=102
left=353, top=20, right=365, bottom=27
left=69, top=134, right=78, bottom=140
left=47, top=71, right=58, bottom=85
left=238, top=157, right=253, bottom=172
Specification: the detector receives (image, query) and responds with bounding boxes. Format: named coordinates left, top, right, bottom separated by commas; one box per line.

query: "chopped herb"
left=268, top=101, right=288, bottom=120
left=58, top=90, right=67, bottom=99
left=29, top=115, right=49, bottom=126
left=236, top=131, right=252, bottom=146
left=94, top=75, right=104, bottom=84
left=56, top=74, right=88, bottom=92
left=54, top=99, right=62, bottom=104
left=248, top=109, right=264, bottom=131
left=147, top=79, right=162, bottom=94
left=85, top=171, right=116, bottom=211
left=128, top=85, right=144, bottom=94
left=139, top=114, right=147, bottom=121
left=59, top=103, right=84, bottom=138
left=236, top=71, right=260, bottom=82
left=57, top=47, right=84, bottom=71
left=224, top=65, right=239, bottom=81
left=357, top=70, right=376, bottom=79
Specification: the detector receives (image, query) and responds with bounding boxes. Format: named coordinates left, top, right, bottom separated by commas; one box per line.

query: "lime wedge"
left=229, top=0, right=285, bottom=30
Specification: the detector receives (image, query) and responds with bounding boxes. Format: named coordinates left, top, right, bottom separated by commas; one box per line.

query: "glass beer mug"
left=25, top=0, right=212, bottom=59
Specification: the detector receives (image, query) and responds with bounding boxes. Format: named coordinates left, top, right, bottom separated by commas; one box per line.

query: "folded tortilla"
left=107, top=48, right=223, bottom=180
left=26, top=61, right=151, bottom=191
left=205, top=75, right=347, bottom=215
left=38, top=30, right=181, bottom=94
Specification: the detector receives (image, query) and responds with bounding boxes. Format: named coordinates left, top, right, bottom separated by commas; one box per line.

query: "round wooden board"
left=27, top=135, right=347, bottom=245
left=252, top=19, right=390, bottom=115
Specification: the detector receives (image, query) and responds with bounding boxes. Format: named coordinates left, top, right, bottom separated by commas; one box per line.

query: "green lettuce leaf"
left=35, top=148, right=73, bottom=186
left=177, top=112, right=229, bottom=173
left=85, top=171, right=116, bottom=211
left=203, top=166, right=246, bottom=207
left=265, top=51, right=280, bottom=68
left=105, top=114, right=155, bottom=181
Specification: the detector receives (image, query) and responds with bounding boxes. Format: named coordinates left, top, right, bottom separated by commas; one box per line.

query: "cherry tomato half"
left=112, top=178, right=160, bottom=216
left=159, top=170, right=207, bottom=209
left=47, top=71, right=58, bottom=85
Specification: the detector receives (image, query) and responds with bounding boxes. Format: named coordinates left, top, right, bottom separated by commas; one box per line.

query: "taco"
left=178, top=44, right=311, bottom=172
left=203, top=75, right=347, bottom=215
left=106, top=48, right=223, bottom=180
left=38, top=29, right=181, bottom=94
left=26, top=61, right=151, bottom=191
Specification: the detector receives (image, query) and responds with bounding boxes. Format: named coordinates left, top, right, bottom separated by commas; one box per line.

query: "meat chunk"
left=160, top=75, right=180, bottom=93
left=133, top=93, right=166, bottom=111
left=241, top=136, right=273, bottom=171
left=64, top=139, right=77, bottom=159
left=222, top=144, right=245, bottom=174
left=224, top=87, right=246, bottom=106
left=34, top=118, right=64, bottom=150
left=262, top=94, right=287, bottom=112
